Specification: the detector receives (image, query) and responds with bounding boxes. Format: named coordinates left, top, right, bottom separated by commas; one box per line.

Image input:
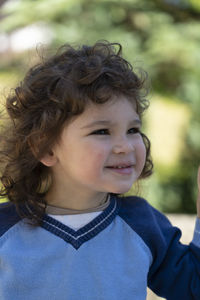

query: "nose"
left=112, top=136, right=135, bottom=154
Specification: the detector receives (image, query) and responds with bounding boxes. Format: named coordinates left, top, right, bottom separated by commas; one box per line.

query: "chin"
left=109, top=185, right=132, bottom=194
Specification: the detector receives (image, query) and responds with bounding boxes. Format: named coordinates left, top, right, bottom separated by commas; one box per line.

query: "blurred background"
left=0, top=0, right=200, bottom=299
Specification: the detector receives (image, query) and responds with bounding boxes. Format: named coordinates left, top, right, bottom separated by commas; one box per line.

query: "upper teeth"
left=116, top=166, right=127, bottom=168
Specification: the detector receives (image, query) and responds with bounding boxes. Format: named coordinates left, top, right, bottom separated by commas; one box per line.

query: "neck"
left=45, top=184, right=108, bottom=211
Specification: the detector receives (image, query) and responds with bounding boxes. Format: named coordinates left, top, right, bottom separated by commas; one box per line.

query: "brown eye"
left=128, top=128, right=140, bottom=134
left=91, top=129, right=109, bottom=135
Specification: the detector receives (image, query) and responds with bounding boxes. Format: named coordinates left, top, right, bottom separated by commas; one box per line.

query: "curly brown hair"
left=0, top=40, right=153, bottom=225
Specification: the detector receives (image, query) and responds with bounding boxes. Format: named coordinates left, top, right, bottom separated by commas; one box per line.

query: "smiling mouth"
left=106, top=165, right=134, bottom=175
left=106, top=163, right=135, bottom=169
left=107, top=166, right=133, bottom=169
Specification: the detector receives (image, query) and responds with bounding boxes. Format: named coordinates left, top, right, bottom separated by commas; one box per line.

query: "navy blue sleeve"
left=0, top=202, right=21, bottom=237
left=118, top=196, right=200, bottom=300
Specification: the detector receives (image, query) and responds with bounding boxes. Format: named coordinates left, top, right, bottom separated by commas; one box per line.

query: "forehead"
left=60, top=95, right=140, bottom=138
left=82, top=95, right=138, bottom=119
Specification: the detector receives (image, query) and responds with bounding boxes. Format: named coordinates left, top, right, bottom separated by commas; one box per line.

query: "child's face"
left=46, top=95, right=146, bottom=196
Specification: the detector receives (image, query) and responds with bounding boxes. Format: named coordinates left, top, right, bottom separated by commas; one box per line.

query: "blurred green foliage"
left=0, top=0, right=200, bottom=213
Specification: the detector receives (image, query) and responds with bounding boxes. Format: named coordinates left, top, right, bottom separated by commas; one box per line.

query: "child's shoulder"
left=117, top=195, right=174, bottom=249
left=0, top=201, right=21, bottom=237
left=118, top=194, right=171, bottom=227
left=118, top=195, right=163, bottom=219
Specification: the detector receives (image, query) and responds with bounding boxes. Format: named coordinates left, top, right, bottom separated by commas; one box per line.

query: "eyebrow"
left=81, top=119, right=142, bottom=129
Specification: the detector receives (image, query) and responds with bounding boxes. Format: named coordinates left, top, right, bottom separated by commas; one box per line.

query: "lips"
left=106, top=162, right=135, bottom=168
left=106, top=163, right=135, bottom=175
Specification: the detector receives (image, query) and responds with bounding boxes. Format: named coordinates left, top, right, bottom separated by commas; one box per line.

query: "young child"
left=0, top=41, right=200, bottom=300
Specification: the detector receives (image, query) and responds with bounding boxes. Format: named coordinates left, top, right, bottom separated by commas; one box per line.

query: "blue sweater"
left=0, top=195, right=200, bottom=300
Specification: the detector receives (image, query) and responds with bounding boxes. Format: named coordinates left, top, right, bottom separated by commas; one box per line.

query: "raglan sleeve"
left=147, top=205, right=200, bottom=300
left=0, top=202, right=21, bottom=237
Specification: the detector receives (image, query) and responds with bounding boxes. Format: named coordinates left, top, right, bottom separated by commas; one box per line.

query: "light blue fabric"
left=0, top=217, right=152, bottom=300
left=1, top=195, right=200, bottom=300
left=192, top=218, right=200, bottom=247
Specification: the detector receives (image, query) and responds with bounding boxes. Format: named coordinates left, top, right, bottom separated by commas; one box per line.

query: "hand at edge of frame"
left=197, top=166, right=200, bottom=218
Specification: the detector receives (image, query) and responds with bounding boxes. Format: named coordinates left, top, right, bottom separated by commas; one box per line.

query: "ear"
left=28, top=135, right=58, bottom=167
left=40, top=150, right=58, bottom=167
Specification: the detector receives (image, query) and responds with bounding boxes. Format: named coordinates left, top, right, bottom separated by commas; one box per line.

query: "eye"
left=128, top=128, right=140, bottom=134
left=91, top=129, right=109, bottom=135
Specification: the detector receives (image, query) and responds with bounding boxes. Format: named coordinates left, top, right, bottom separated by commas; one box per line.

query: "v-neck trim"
left=41, top=195, right=120, bottom=249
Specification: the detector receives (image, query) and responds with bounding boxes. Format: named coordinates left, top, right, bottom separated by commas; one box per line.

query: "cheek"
left=79, top=143, right=108, bottom=169
left=136, top=140, right=147, bottom=170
